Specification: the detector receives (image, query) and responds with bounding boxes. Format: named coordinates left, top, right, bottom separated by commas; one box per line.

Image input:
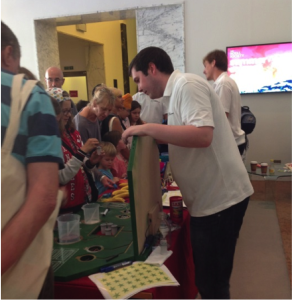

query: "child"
left=129, top=100, right=145, bottom=126
left=103, top=131, right=128, bottom=179
left=95, top=142, right=119, bottom=194
left=126, top=101, right=145, bottom=149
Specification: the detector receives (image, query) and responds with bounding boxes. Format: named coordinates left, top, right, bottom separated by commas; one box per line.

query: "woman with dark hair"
left=47, top=87, right=101, bottom=211
left=129, top=100, right=145, bottom=126
left=126, top=100, right=145, bottom=149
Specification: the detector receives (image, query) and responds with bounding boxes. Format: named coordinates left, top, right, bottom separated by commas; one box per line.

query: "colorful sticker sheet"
left=89, top=262, right=179, bottom=299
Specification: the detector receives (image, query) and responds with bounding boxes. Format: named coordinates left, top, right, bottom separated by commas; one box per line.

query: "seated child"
left=103, top=130, right=128, bottom=179
left=95, top=142, right=119, bottom=194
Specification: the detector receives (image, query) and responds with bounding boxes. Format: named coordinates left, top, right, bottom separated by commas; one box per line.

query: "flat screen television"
left=226, top=42, right=292, bottom=94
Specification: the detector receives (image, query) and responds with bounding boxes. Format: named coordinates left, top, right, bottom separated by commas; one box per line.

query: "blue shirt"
left=1, top=69, right=63, bottom=165
left=95, top=169, right=114, bottom=194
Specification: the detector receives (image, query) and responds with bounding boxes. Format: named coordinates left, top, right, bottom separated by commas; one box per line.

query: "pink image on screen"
left=227, top=42, right=292, bottom=94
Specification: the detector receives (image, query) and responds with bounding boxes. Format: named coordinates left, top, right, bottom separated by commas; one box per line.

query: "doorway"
left=63, top=71, right=88, bottom=103
left=34, top=4, right=185, bottom=94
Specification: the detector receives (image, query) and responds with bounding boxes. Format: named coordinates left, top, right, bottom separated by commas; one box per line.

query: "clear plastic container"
left=100, top=223, right=107, bottom=234
left=111, top=224, right=118, bottom=235
left=159, top=212, right=170, bottom=239
left=57, top=214, right=80, bottom=244
left=82, top=203, right=100, bottom=224
left=269, top=159, right=275, bottom=174
left=105, top=228, right=112, bottom=236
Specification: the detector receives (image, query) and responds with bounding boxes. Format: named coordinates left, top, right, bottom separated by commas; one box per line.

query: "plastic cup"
left=111, top=224, right=118, bottom=235
left=100, top=223, right=107, bottom=234
left=106, top=222, right=113, bottom=228
left=261, top=163, right=268, bottom=174
left=250, top=161, right=257, bottom=172
left=57, top=214, right=80, bottom=244
left=105, top=228, right=112, bottom=236
left=82, top=203, right=100, bottom=224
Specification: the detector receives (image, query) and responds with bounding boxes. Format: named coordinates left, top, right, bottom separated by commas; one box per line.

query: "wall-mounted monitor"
left=226, top=42, right=292, bottom=94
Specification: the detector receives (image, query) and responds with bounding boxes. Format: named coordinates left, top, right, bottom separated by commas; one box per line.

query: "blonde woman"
left=73, top=85, right=116, bottom=189
left=73, top=85, right=115, bottom=143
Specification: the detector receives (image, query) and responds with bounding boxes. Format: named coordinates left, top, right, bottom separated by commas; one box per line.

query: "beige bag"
left=109, top=116, right=117, bottom=131
left=1, top=74, right=62, bottom=299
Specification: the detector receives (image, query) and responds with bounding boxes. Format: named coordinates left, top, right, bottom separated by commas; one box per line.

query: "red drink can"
left=169, top=196, right=183, bottom=224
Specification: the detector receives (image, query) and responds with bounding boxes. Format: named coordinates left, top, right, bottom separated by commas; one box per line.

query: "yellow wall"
left=57, top=20, right=137, bottom=95
left=62, top=76, right=88, bottom=103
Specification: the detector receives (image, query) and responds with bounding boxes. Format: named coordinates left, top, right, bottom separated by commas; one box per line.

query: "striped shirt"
left=1, top=69, right=63, bottom=165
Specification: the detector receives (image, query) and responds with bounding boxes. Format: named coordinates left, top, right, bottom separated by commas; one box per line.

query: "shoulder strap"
left=109, top=116, right=116, bottom=131
left=74, top=113, right=80, bottom=131
left=62, top=140, right=75, bottom=156
left=2, top=74, right=38, bottom=153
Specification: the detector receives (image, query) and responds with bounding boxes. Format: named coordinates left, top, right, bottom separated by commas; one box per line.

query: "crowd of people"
left=2, top=20, right=253, bottom=300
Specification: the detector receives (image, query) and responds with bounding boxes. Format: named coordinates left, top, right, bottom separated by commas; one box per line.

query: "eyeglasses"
left=46, top=78, right=63, bottom=83
left=62, top=108, right=73, bottom=115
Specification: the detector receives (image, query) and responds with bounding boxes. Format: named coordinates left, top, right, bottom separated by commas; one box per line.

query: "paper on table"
left=162, top=190, right=186, bottom=207
left=144, top=246, right=173, bottom=266
left=89, top=262, right=179, bottom=299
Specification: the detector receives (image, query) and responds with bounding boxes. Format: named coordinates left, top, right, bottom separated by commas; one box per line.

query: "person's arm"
left=75, top=118, right=90, bottom=144
left=59, top=138, right=100, bottom=184
left=93, top=168, right=115, bottom=188
left=217, top=84, right=232, bottom=117
left=59, top=156, right=83, bottom=185
left=1, top=162, right=59, bottom=274
left=122, top=123, right=213, bottom=148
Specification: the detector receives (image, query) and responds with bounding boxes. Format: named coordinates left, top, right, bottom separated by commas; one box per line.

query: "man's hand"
left=80, top=138, right=99, bottom=153
left=101, top=176, right=115, bottom=188
left=122, top=125, right=147, bottom=140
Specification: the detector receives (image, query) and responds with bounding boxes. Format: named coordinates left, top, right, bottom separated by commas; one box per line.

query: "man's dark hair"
left=203, top=50, right=228, bottom=72
left=128, top=47, right=174, bottom=77
left=1, top=21, right=20, bottom=59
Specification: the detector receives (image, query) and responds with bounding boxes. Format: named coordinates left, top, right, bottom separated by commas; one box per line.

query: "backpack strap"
left=2, top=74, right=38, bottom=154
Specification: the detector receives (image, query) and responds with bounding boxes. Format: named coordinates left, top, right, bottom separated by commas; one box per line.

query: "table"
left=54, top=209, right=198, bottom=299
left=246, top=163, right=291, bottom=200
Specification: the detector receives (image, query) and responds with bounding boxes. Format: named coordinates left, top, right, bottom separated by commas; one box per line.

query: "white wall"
left=2, top=0, right=291, bottom=164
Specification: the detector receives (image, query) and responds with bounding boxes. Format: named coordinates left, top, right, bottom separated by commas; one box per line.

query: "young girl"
left=129, top=100, right=145, bottom=126
left=126, top=101, right=145, bottom=149
left=103, top=130, right=128, bottom=179
left=95, top=142, right=119, bottom=194
left=47, top=87, right=102, bottom=210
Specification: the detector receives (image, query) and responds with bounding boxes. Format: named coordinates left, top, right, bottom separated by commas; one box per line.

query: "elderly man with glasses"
left=45, top=66, right=77, bottom=115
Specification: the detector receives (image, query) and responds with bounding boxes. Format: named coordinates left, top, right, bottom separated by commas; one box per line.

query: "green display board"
left=53, top=136, right=162, bottom=281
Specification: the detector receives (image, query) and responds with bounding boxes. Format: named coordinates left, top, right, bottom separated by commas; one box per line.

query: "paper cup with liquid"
left=57, top=214, right=80, bottom=244
left=82, top=203, right=100, bottom=224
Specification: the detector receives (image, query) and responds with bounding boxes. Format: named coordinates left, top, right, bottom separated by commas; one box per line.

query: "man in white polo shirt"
left=123, top=46, right=254, bottom=299
left=132, top=92, right=168, bottom=124
left=203, top=49, right=247, bottom=157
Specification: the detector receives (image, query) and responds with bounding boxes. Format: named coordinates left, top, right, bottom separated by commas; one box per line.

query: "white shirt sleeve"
left=59, top=156, right=83, bottom=185
left=179, top=81, right=215, bottom=128
left=217, top=84, right=232, bottom=113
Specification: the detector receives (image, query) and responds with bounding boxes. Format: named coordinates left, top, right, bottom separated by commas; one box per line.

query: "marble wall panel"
left=35, top=20, right=60, bottom=86
left=85, top=44, right=105, bottom=98
left=136, top=4, right=185, bottom=72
